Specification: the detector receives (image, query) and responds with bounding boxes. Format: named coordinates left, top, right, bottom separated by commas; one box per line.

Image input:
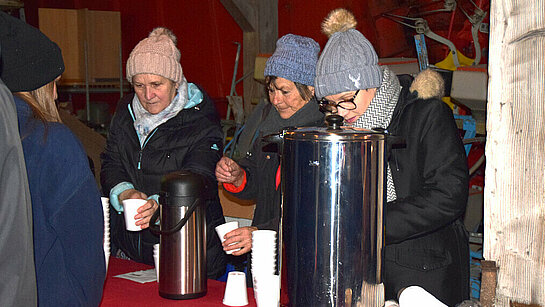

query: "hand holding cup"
left=223, top=226, right=257, bottom=256
left=119, top=189, right=159, bottom=230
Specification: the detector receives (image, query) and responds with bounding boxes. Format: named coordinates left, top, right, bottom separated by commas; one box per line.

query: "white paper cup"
left=153, top=244, right=160, bottom=282
left=215, top=221, right=241, bottom=254
left=122, top=199, right=146, bottom=231
left=101, top=197, right=110, bottom=207
left=104, top=237, right=110, bottom=271
left=223, top=271, right=249, bottom=306
left=399, top=286, right=447, bottom=307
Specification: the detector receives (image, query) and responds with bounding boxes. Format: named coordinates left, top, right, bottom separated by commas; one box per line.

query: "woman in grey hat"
left=215, top=34, right=324, bottom=257
left=314, top=8, right=470, bottom=306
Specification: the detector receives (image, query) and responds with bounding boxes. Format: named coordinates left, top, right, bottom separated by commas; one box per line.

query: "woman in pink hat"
left=101, top=27, right=226, bottom=278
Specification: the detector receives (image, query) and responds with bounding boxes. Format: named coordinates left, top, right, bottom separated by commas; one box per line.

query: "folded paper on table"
left=114, top=269, right=157, bottom=284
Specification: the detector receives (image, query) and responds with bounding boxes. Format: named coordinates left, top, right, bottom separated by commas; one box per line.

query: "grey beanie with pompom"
left=314, top=8, right=383, bottom=99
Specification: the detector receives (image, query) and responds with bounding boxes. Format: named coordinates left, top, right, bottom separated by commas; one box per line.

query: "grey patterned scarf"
left=132, top=76, right=189, bottom=146
left=352, top=66, right=401, bottom=202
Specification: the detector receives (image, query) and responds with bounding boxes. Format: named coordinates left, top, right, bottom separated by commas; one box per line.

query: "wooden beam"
left=486, top=1, right=545, bottom=306
left=219, top=0, right=256, bottom=32
left=257, top=0, right=277, bottom=53
left=243, top=31, right=259, bottom=116
left=220, top=0, right=278, bottom=117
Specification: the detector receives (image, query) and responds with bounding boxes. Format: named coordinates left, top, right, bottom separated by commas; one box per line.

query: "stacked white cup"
left=153, top=243, right=160, bottom=282
left=251, top=230, right=280, bottom=307
left=101, top=197, right=111, bottom=271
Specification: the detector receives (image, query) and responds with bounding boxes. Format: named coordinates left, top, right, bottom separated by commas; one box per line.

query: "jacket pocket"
left=392, top=247, right=452, bottom=272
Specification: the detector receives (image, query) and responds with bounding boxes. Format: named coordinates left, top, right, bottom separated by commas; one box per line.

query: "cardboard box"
left=218, top=185, right=255, bottom=219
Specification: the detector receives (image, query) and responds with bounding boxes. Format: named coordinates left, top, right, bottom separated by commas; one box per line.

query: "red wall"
left=23, top=0, right=488, bottom=116
left=25, top=0, right=243, bottom=101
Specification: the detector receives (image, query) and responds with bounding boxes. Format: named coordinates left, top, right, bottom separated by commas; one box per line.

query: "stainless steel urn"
left=281, top=116, right=387, bottom=306
left=151, top=171, right=207, bottom=300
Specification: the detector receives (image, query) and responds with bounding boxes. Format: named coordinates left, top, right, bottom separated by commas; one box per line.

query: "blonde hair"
left=14, top=80, right=62, bottom=123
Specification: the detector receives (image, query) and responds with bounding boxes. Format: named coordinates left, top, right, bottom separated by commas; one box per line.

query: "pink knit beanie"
left=126, top=27, right=182, bottom=84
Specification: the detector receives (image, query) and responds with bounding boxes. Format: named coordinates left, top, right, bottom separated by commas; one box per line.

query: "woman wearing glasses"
left=315, top=9, right=470, bottom=306
left=215, top=34, right=323, bottom=258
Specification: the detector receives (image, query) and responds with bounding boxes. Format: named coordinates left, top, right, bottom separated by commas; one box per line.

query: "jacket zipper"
left=137, top=128, right=158, bottom=170
left=128, top=103, right=159, bottom=170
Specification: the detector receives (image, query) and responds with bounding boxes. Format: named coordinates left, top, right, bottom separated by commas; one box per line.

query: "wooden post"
left=219, top=0, right=277, bottom=117
left=485, top=1, right=545, bottom=306
left=480, top=260, right=498, bottom=307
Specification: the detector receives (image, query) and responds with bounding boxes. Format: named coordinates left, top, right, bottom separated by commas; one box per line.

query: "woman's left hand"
left=134, top=198, right=159, bottom=229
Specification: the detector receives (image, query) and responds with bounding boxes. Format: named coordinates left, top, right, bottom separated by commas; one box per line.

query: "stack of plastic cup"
left=153, top=243, right=160, bottom=282
left=101, top=197, right=111, bottom=271
left=223, top=271, right=249, bottom=306
left=251, top=230, right=279, bottom=307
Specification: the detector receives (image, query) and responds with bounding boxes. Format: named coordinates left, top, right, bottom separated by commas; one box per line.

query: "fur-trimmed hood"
left=409, top=69, right=445, bottom=99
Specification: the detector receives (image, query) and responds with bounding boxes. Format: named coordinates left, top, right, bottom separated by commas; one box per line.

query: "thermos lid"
left=160, top=171, right=205, bottom=198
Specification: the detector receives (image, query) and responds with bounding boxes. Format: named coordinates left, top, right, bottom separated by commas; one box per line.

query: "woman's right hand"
left=215, top=156, right=244, bottom=187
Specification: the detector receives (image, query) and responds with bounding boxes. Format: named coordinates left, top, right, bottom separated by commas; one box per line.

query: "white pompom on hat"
left=126, top=27, right=182, bottom=85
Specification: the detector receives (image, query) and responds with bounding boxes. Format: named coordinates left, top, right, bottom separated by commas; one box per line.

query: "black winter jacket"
left=383, top=72, right=469, bottom=305
left=101, top=85, right=226, bottom=278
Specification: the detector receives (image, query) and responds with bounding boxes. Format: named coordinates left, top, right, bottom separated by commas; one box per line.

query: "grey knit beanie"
left=315, top=8, right=382, bottom=99
left=264, top=34, right=320, bottom=86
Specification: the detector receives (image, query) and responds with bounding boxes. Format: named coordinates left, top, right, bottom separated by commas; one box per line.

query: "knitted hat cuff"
left=315, top=65, right=382, bottom=99
left=126, top=52, right=182, bottom=84
left=265, top=61, right=315, bottom=86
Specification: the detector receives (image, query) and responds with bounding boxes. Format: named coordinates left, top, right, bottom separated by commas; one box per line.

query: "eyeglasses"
left=318, top=90, right=360, bottom=114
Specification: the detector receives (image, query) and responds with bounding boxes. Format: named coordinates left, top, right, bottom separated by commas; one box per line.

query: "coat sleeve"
left=223, top=138, right=264, bottom=201
left=385, top=99, right=469, bottom=244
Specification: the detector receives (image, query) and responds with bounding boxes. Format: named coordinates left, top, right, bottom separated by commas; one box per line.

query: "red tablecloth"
left=100, top=257, right=257, bottom=306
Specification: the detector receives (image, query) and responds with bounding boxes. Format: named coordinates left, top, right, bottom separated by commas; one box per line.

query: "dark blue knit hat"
left=0, top=11, right=64, bottom=92
left=264, top=34, right=320, bottom=86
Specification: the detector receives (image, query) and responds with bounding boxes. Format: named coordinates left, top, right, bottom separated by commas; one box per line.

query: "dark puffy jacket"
left=227, top=98, right=324, bottom=232
left=101, top=85, right=226, bottom=279
left=383, top=71, right=470, bottom=305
